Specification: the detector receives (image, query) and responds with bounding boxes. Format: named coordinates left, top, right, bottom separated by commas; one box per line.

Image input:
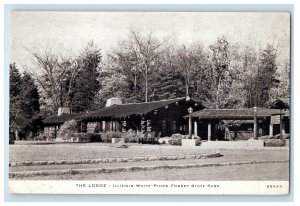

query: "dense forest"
left=10, top=31, right=290, bottom=139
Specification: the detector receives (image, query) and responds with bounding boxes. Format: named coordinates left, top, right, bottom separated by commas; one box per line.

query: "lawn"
left=9, top=143, right=289, bottom=162
left=9, top=143, right=290, bottom=181
left=11, top=162, right=289, bottom=181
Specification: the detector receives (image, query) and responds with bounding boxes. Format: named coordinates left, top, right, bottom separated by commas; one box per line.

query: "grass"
left=12, top=162, right=289, bottom=181
left=9, top=151, right=288, bottom=173
left=9, top=143, right=289, bottom=162
left=9, top=143, right=290, bottom=181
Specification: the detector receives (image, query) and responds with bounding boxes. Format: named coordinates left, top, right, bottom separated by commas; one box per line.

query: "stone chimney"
left=105, top=98, right=122, bottom=107
left=58, top=107, right=71, bottom=116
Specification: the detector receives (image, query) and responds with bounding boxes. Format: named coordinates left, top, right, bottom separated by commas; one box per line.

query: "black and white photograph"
left=8, top=11, right=290, bottom=195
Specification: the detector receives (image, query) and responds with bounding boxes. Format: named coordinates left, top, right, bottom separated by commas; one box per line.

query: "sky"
left=10, top=12, right=290, bottom=71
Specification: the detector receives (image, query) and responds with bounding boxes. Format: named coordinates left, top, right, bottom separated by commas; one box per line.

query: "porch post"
left=280, top=109, right=283, bottom=138
left=47, top=127, right=50, bottom=141
left=140, top=116, right=146, bottom=143
left=194, top=121, right=198, bottom=137
left=122, top=121, right=127, bottom=132
left=147, top=120, right=153, bottom=143
left=282, top=118, right=286, bottom=135
left=102, top=121, right=106, bottom=132
left=208, top=122, right=211, bottom=141
left=54, top=126, right=57, bottom=139
left=214, top=123, right=218, bottom=141
left=188, top=107, right=194, bottom=139
left=188, top=116, right=192, bottom=138
left=112, top=121, right=116, bottom=132
left=269, top=123, right=273, bottom=137
left=253, top=107, right=258, bottom=139
left=110, top=121, right=113, bottom=131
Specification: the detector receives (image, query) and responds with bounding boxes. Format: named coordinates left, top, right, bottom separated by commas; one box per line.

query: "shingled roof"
left=43, top=97, right=197, bottom=125
left=267, top=98, right=290, bottom=109
left=43, top=113, right=83, bottom=125
left=80, top=97, right=190, bottom=121
left=189, top=108, right=283, bottom=120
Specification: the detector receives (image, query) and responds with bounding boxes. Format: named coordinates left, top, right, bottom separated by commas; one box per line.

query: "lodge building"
left=42, top=97, right=289, bottom=142
left=43, top=97, right=204, bottom=141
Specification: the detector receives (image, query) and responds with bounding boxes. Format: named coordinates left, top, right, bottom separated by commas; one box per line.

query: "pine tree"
left=18, top=72, right=41, bottom=138
left=9, top=63, right=22, bottom=140
left=207, top=36, right=232, bottom=109
left=150, top=67, right=185, bottom=101
left=71, top=42, right=101, bottom=112
left=10, top=64, right=41, bottom=140
left=254, top=44, right=277, bottom=107
left=10, top=63, right=22, bottom=97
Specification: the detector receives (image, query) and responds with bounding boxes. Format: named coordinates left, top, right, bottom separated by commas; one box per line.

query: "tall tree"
left=112, top=31, right=166, bottom=102
left=241, top=45, right=260, bottom=108
left=172, top=44, right=194, bottom=96
left=9, top=63, right=22, bottom=139
left=254, top=44, right=278, bottom=107
left=94, top=55, right=136, bottom=106
left=28, top=47, right=80, bottom=114
left=19, top=72, right=41, bottom=138
left=269, top=59, right=290, bottom=101
left=183, top=43, right=211, bottom=102
left=10, top=64, right=41, bottom=140
left=224, top=43, right=248, bottom=109
left=207, top=36, right=232, bottom=109
left=70, top=42, right=101, bottom=112
left=150, top=65, right=185, bottom=101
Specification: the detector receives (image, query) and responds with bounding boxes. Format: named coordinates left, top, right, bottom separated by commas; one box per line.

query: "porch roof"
left=267, top=98, right=290, bottom=109
left=189, top=108, right=283, bottom=120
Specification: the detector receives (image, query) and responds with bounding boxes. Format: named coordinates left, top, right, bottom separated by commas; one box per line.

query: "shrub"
left=264, top=139, right=285, bottom=147
left=100, top=131, right=144, bottom=143
left=195, top=139, right=201, bottom=146
left=274, top=134, right=290, bottom=139
left=166, top=133, right=191, bottom=145
left=100, top=131, right=125, bottom=143
left=193, top=135, right=202, bottom=140
left=284, top=139, right=289, bottom=147
left=169, top=139, right=182, bottom=146
left=36, top=133, right=47, bottom=141
left=171, top=133, right=188, bottom=139
left=283, top=134, right=290, bottom=139
left=79, top=133, right=93, bottom=142
left=259, top=135, right=272, bottom=140
left=122, top=130, right=142, bottom=143
left=57, top=120, right=78, bottom=141
left=35, top=132, right=56, bottom=141
left=100, top=132, right=112, bottom=143
left=109, top=131, right=122, bottom=139
left=260, top=134, right=290, bottom=140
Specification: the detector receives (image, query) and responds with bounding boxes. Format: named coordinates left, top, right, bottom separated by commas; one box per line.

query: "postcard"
left=8, top=11, right=290, bottom=195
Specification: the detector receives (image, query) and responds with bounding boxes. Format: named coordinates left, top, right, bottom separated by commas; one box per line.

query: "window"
left=162, top=120, right=166, bottom=132
left=172, top=121, right=177, bottom=131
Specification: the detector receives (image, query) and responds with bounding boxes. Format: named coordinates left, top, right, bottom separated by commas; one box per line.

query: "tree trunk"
left=215, top=76, right=221, bottom=109
left=15, top=130, right=19, bottom=141
left=145, top=66, right=148, bottom=102
left=185, top=80, right=189, bottom=97
left=134, top=73, right=137, bottom=100
left=185, top=70, right=189, bottom=96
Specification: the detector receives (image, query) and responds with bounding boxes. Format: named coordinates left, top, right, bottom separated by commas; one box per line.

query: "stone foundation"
left=200, top=140, right=264, bottom=149
left=182, top=139, right=199, bottom=147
